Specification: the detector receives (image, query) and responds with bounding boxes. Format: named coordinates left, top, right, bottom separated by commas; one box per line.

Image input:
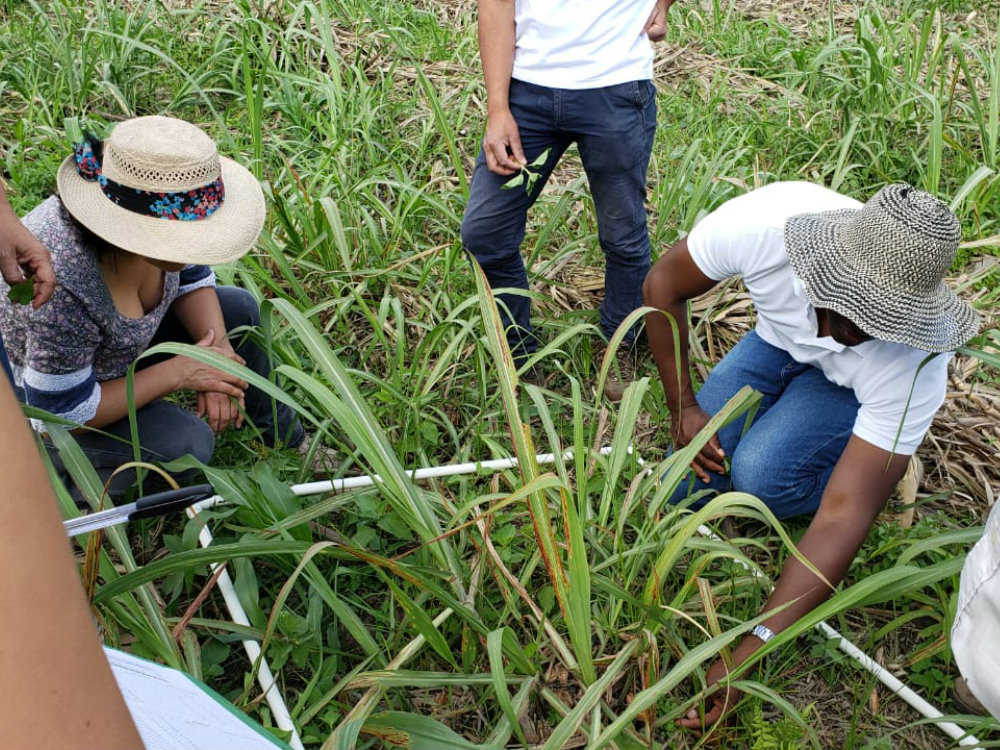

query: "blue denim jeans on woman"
left=461, top=77, right=657, bottom=360
left=54, top=286, right=303, bottom=497
left=668, top=331, right=861, bottom=520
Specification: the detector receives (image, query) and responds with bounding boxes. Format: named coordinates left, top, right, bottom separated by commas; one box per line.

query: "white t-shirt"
left=686, top=181, right=949, bottom=455
left=511, top=0, right=658, bottom=89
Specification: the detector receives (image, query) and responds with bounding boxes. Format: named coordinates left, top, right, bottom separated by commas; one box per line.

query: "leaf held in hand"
left=529, top=148, right=551, bottom=168
left=501, top=173, right=525, bottom=190
left=7, top=278, right=34, bottom=305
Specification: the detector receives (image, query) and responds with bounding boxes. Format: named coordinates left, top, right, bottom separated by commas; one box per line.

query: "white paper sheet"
left=105, top=647, right=286, bottom=750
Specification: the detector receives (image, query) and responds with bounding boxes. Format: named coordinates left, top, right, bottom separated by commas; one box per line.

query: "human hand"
left=645, top=0, right=674, bottom=42
left=677, top=655, right=740, bottom=731
left=173, top=330, right=248, bottom=400
left=672, top=402, right=726, bottom=483
left=483, top=108, right=526, bottom=175
left=0, top=219, right=56, bottom=309
left=197, top=390, right=245, bottom=434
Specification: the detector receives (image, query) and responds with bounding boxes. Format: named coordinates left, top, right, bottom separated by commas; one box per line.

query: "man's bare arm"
left=679, top=436, right=910, bottom=728
left=643, top=237, right=726, bottom=479
left=477, top=0, right=523, bottom=174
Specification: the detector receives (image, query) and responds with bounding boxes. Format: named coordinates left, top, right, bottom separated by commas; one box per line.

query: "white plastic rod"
left=694, top=523, right=982, bottom=748
left=814, top=621, right=981, bottom=747
left=290, top=446, right=618, bottom=497
left=186, top=504, right=305, bottom=750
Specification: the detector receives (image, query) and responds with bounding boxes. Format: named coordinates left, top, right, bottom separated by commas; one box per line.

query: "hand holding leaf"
left=502, top=148, right=551, bottom=193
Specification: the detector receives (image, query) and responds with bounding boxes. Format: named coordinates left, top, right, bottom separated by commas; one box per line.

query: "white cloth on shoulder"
left=952, top=500, right=1000, bottom=719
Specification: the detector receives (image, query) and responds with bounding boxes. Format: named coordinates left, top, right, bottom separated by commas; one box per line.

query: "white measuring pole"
left=185, top=503, right=305, bottom=750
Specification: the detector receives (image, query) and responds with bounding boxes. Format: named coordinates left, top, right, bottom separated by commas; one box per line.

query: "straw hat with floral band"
left=56, top=115, right=265, bottom=266
left=784, top=183, right=980, bottom=354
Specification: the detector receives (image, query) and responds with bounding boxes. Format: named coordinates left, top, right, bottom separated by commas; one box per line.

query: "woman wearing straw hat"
left=0, top=115, right=304, bottom=495
left=642, top=181, right=980, bottom=728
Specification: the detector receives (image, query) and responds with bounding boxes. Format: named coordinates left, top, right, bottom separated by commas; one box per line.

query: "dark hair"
left=58, top=197, right=120, bottom=263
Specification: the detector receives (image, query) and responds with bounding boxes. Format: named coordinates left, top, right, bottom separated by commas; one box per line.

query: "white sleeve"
left=852, top=351, right=949, bottom=455
left=685, top=202, right=760, bottom=281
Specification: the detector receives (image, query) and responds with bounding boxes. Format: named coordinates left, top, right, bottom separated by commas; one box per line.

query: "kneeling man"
left=642, top=181, right=979, bottom=727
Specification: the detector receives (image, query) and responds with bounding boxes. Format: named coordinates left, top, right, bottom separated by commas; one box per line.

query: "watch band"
left=751, top=624, right=776, bottom=643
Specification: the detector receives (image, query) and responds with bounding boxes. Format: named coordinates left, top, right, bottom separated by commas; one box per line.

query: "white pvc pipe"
left=290, top=446, right=618, bottom=497
left=186, top=503, right=305, bottom=750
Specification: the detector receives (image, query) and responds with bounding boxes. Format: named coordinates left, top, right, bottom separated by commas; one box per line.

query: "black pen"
left=63, top=484, right=219, bottom=536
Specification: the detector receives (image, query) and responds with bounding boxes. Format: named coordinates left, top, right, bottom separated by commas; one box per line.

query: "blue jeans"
left=667, top=331, right=861, bottom=520
left=461, top=78, right=656, bottom=359
left=0, top=330, right=12, bottom=386
left=55, top=286, right=303, bottom=497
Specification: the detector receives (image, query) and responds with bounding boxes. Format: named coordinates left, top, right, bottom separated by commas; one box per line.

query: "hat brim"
left=56, top=153, right=265, bottom=266
left=785, top=209, right=980, bottom=352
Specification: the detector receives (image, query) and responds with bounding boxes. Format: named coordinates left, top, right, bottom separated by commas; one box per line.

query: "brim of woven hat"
left=785, top=209, right=980, bottom=353
left=56, top=154, right=265, bottom=266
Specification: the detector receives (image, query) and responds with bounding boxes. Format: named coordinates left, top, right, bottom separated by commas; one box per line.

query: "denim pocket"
left=629, top=79, right=656, bottom=110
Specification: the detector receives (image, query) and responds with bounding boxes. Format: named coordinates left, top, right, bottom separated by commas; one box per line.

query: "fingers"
left=676, top=696, right=727, bottom=730
left=31, top=272, right=56, bottom=309
left=483, top=114, right=526, bottom=175
left=0, top=247, right=23, bottom=287
left=694, top=440, right=726, bottom=479
left=506, top=130, right=526, bottom=169
left=18, top=240, right=57, bottom=308
left=202, top=392, right=241, bottom=434
left=484, top=137, right=519, bottom=175
left=205, top=393, right=222, bottom=434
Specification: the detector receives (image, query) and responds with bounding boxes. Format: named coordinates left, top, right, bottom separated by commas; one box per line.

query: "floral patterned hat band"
left=72, top=131, right=225, bottom=222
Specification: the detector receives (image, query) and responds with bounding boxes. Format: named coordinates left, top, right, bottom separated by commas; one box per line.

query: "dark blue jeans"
left=0, top=330, right=12, bottom=386
left=461, top=78, right=657, bottom=359
left=59, top=286, right=303, bottom=497
left=668, top=331, right=861, bottom=520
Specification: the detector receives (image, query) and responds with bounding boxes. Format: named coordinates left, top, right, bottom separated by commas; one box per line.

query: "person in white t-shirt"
left=461, top=0, right=673, bottom=401
left=642, top=182, right=980, bottom=728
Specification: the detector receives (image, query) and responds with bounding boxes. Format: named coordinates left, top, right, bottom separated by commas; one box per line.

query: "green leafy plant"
left=6, top=277, right=33, bottom=305
left=501, top=148, right=551, bottom=193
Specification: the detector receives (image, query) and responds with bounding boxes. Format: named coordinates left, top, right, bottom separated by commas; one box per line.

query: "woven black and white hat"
left=785, top=184, right=979, bottom=353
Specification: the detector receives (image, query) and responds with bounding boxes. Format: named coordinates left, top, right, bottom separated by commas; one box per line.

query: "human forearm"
left=0, top=379, right=142, bottom=748
left=478, top=0, right=516, bottom=115
left=88, top=360, right=182, bottom=429
left=169, top=286, right=228, bottom=348
left=758, top=505, right=880, bottom=632
left=645, top=294, right=696, bottom=421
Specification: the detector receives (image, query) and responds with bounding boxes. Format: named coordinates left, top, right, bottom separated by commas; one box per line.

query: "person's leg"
left=68, top=400, right=214, bottom=497
left=665, top=331, right=793, bottom=505
left=572, top=80, right=656, bottom=345
left=215, top=286, right=304, bottom=448
left=728, top=365, right=860, bottom=519
left=460, top=79, right=572, bottom=362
